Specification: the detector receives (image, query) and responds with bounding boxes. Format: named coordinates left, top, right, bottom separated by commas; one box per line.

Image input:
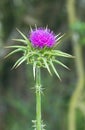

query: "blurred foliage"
left=71, top=21, right=85, bottom=45
left=0, top=0, right=85, bottom=130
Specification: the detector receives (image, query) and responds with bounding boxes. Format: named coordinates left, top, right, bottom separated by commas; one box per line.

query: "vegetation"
left=0, top=0, right=85, bottom=130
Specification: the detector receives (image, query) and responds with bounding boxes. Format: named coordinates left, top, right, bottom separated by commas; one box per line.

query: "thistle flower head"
left=5, top=27, right=73, bottom=80
left=29, top=28, right=56, bottom=48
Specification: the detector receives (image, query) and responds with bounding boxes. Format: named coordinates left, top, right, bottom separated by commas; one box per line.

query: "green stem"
left=36, top=67, right=41, bottom=130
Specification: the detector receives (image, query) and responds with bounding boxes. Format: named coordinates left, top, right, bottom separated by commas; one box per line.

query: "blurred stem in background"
left=0, top=20, right=4, bottom=72
left=0, top=20, right=4, bottom=52
left=67, top=0, right=84, bottom=130
left=0, top=21, right=3, bottom=47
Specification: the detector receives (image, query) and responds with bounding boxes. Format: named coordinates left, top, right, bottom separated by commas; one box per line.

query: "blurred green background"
left=0, top=0, right=85, bottom=130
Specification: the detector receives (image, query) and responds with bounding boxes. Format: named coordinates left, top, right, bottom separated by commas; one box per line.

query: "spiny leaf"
left=33, top=61, right=37, bottom=79
left=16, top=28, right=28, bottom=40
left=50, top=60, right=61, bottom=80
left=5, top=48, right=23, bottom=58
left=16, top=28, right=31, bottom=45
left=12, top=56, right=26, bottom=69
left=53, top=33, right=66, bottom=48
left=42, top=58, right=52, bottom=75
left=55, top=33, right=61, bottom=38
left=57, top=33, right=66, bottom=42
left=15, top=55, right=28, bottom=67
left=12, top=39, right=27, bottom=44
left=13, top=54, right=30, bottom=69
left=5, top=45, right=26, bottom=50
left=54, top=60, right=70, bottom=70
left=52, top=50, right=74, bottom=58
left=44, top=50, right=73, bottom=58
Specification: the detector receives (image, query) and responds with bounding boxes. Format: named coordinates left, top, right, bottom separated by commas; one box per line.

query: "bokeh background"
left=0, top=0, right=85, bottom=130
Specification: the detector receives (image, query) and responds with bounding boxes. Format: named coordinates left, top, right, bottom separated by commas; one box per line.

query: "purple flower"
left=29, top=27, right=56, bottom=48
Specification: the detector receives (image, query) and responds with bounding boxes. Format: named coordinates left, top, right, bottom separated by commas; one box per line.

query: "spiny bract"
left=5, top=27, right=73, bottom=80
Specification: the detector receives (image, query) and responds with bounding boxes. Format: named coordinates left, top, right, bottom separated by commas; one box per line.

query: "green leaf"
left=12, top=56, right=26, bottom=69
left=50, top=60, right=61, bottom=80
left=55, top=33, right=61, bottom=38
left=5, top=48, right=23, bottom=58
left=12, top=39, right=27, bottom=44
left=5, top=45, right=26, bottom=50
left=54, top=60, right=70, bottom=70
left=33, top=61, right=37, bottom=79
left=16, top=28, right=31, bottom=45
left=57, top=33, right=65, bottom=42
left=52, top=50, right=73, bottom=58
left=53, top=33, right=66, bottom=48
left=42, top=58, right=52, bottom=75
left=44, top=50, right=73, bottom=58
left=15, top=55, right=27, bottom=67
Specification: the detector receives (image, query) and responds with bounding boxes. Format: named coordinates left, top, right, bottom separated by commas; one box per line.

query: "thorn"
left=29, top=25, right=33, bottom=32
left=55, top=33, right=61, bottom=38
left=16, top=28, right=20, bottom=32
left=45, top=25, right=48, bottom=31
left=35, top=24, right=37, bottom=30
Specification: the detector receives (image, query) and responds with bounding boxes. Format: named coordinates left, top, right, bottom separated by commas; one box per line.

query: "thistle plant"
left=6, top=26, right=73, bottom=130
